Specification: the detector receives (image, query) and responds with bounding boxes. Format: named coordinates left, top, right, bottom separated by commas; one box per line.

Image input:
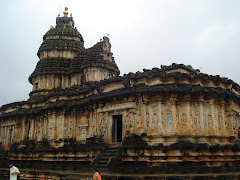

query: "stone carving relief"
left=146, top=112, right=150, bottom=129
left=81, top=127, right=86, bottom=137
left=218, top=114, right=225, bottom=132
left=151, top=105, right=159, bottom=129
left=176, top=106, right=188, bottom=134
left=152, top=112, right=158, bottom=129
left=64, top=118, right=68, bottom=137
left=166, top=110, right=173, bottom=133
left=46, top=112, right=56, bottom=140
left=137, top=111, right=143, bottom=128
left=124, top=110, right=135, bottom=133
left=13, top=125, right=19, bottom=141
left=227, top=113, right=234, bottom=135
left=75, top=114, right=90, bottom=139
left=207, top=115, right=214, bottom=130
left=98, top=113, right=107, bottom=136
left=68, top=119, right=73, bottom=137
left=234, top=113, right=239, bottom=137
left=58, top=118, right=63, bottom=136
left=75, top=115, right=82, bottom=140
left=193, top=105, right=201, bottom=131
left=28, top=123, right=33, bottom=139
left=214, top=111, right=218, bottom=131
left=181, top=114, right=188, bottom=130
left=48, top=127, right=54, bottom=140
left=36, top=120, right=43, bottom=141
left=224, top=113, right=229, bottom=133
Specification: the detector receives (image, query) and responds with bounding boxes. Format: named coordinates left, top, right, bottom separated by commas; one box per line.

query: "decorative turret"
left=76, top=36, right=120, bottom=83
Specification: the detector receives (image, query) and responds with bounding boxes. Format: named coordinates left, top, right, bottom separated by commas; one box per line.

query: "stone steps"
left=98, top=160, right=108, bottom=164
left=94, top=147, right=119, bottom=172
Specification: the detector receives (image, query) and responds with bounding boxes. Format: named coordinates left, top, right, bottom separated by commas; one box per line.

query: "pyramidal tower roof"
left=29, top=7, right=120, bottom=86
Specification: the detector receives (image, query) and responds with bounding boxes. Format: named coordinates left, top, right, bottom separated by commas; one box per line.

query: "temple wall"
left=45, top=35, right=81, bottom=41
left=32, top=74, right=75, bottom=91
left=39, top=50, right=77, bottom=59
left=84, top=67, right=106, bottom=82
left=2, top=9, right=240, bottom=171
left=70, top=73, right=81, bottom=87
left=1, top=93, right=239, bottom=149
left=31, top=67, right=118, bottom=91
left=1, top=92, right=240, bottom=172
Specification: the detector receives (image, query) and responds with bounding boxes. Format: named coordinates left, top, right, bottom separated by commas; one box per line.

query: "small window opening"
left=107, top=72, right=113, bottom=79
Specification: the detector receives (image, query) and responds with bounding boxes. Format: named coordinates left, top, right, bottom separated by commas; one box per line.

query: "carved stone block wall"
left=0, top=92, right=239, bottom=149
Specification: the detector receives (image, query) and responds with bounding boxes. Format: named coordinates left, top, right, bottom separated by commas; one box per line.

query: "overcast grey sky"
left=0, top=0, right=239, bottom=107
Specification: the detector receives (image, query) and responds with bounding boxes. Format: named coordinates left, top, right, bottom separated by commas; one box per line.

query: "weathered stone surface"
left=1, top=8, right=240, bottom=174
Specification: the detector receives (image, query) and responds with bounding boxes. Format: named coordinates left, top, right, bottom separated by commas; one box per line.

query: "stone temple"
left=1, top=6, right=240, bottom=175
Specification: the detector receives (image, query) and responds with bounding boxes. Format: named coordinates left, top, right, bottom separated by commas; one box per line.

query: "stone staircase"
left=94, top=146, right=119, bottom=172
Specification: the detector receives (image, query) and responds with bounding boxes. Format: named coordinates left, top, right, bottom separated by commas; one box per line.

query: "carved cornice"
left=1, top=83, right=239, bottom=118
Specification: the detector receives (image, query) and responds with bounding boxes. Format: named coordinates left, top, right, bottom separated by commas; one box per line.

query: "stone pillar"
left=142, top=94, right=149, bottom=134
left=92, top=105, right=97, bottom=136
left=105, top=112, right=111, bottom=142
left=148, top=103, right=153, bottom=134
left=170, top=94, right=177, bottom=134
left=197, top=94, right=204, bottom=134
left=227, top=110, right=236, bottom=137
left=42, top=75, right=46, bottom=89
left=3, top=126, right=7, bottom=147
left=219, top=97, right=227, bottom=136
left=4, top=126, right=8, bottom=147
left=178, top=94, right=191, bottom=135
left=38, top=76, right=42, bottom=89
left=136, top=95, right=144, bottom=134
left=53, top=111, right=58, bottom=140
left=77, top=74, right=80, bottom=86
left=29, top=118, right=35, bottom=140
left=92, top=106, right=96, bottom=137
left=186, top=95, right=192, bottom=133
left=73, top=110, right=77, bottom=139
left=5, top=127, right=10, bottom=147
left=55, top=75, right=59, bottom=88
left=0, top=123, right=2, bottom=142
left=156, top=94, right=163, bottom=135
left=47, top=111, right=55, bottom=140
left=61, top=75, right=65, bottom=89
left=57, top=110, right=64, bottom=140
left=45, top=75, right=49, bottom=88
left=36, top=116, right=42, bottom=141
left=22, top=118, right=25, bottom=140
left=50, top=75, right=54, bottom=89
left=76, top=112, right=80, bottom=140
left=208, top=97, right=216, bottom=135
left=67, top=111, right=74, bottom=138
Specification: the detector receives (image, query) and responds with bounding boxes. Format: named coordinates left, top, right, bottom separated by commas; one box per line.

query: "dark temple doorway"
left=112, top=115, right=122, bottom=143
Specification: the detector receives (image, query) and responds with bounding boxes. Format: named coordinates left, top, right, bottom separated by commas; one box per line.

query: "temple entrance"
left=112, top=115, right=122, bottom=143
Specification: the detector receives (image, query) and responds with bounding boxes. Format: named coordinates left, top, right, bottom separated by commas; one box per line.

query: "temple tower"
left=29, top=6, right=119, bottom=94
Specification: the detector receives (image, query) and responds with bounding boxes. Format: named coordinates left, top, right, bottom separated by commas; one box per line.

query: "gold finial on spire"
left=63, top=5, right=68, bottom=17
